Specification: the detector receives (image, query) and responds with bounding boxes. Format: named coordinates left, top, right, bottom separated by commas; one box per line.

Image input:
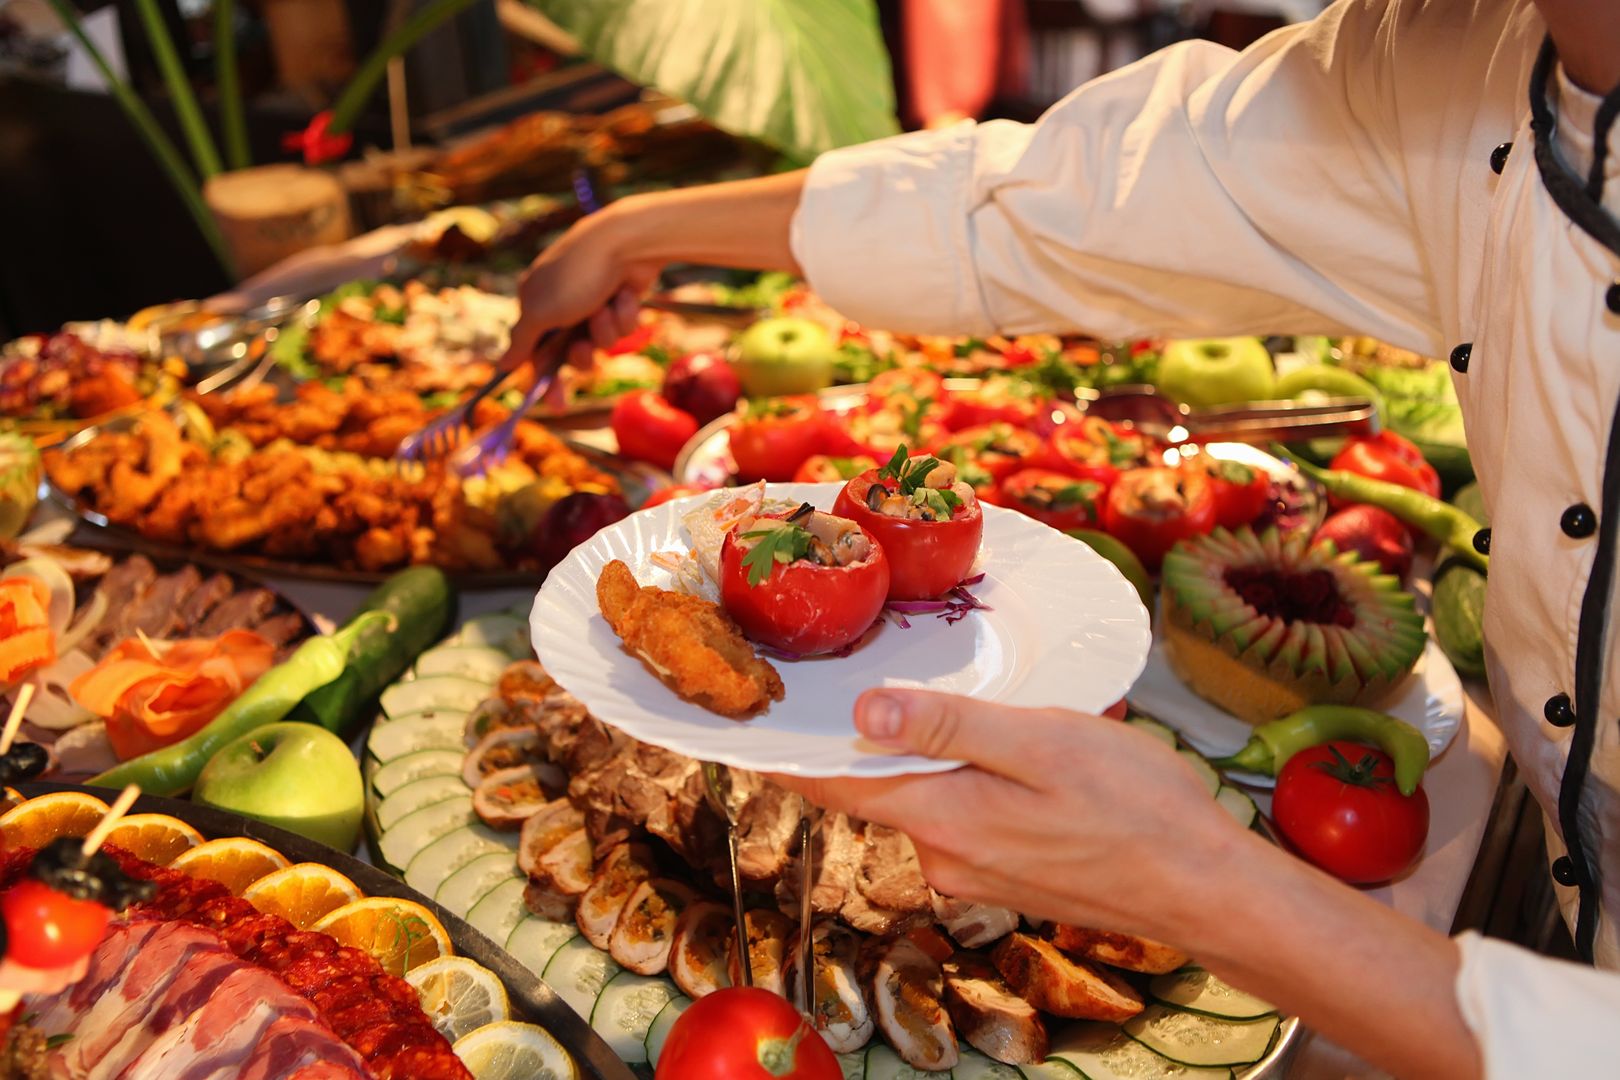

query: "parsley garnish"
left=1052, top=481, right=1103, bottom=511
left=877, top=446, right=963, bottom=519
left=46, top=1034, right=73, bottom=1049
left=1101, top=427, right=1139, bottom=467
left=740, top=523, right=815, bottom=586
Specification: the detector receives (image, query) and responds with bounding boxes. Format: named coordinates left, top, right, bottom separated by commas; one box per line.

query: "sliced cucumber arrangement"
left=453, top=612, right=530, bottom=657
left=1049, top=1021, right=1228, bottom=1080
left=377, top=796, right=474, bottom=872
left=466, top=876, right=528, bottom=945
left=403, top=823, right=515, bottom=895
left=435, top=851, right=522, bottom=917
left=1214, top=786, right=1259, bottom=829
left=862, top=1043, right=949, bottom=1078
left=414, top=644, right=511, bottom=684
left=1149, top=969, right=1275, bottom=1021
left=644, top=995, right=691, bottom=1068
left=590, top=971, right=678, bottom=1065
left=1177, top=750, right=1220, bottom=797
left=506, top=917, right=581, bottom=979
left=377, top=775, right=470, bottom=831
left=1127, top=716, right=1178, bottom=749
left=1016, top=1063, right=1081, bottom=1079
left=836, top=1052, right=867, bottom=1079
left=381, top=675, right=492, bottom=720
left=953, top=1049, right=1024, bottom=1079
left=371, top=749, right=465, bottom=799
left=368, top=713, right=466, bottom=764
left=1122, top=1005, right=1279, bottom=1069
left=542, top=936, right=623, bottom=1019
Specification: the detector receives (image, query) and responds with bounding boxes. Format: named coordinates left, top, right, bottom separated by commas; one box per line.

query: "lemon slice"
left=313, top=896, right=452, bottom=976
left=452, top=1021, right=577, bottom=1080
left=405, top=956, right=511, bottom=1043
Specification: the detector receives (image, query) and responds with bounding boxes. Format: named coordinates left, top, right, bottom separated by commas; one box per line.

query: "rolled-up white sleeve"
left=1455, top=932, right=1620, bottom=1076
left=791, top=0, right=1442, bottom=351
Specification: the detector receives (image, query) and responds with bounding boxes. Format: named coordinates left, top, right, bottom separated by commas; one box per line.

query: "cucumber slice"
left=381, top=675, right=491, bottom=720
left=590, top=971, right=678, bottom=1065
left=1017, top=1064, right=1082, bottom=1080
left=435, top=851, right=521, bottom=917
left=837, top=1053, right=868, bottom=1080
left=377, top=796, right=473, bottom=872
left=1123, top=1005, right=1279, bottom=1068
left=1049, top=1021, right=1228, bottom=1080
left=403, top=823, right=515, bottom=895
left=1127, top=717, right=1178, bottom=749
left=953, top=1050, right=1024, bottom=1079
left=1214, top=787, right=1258, bottom=830
left=377, top=775, right=470, bottom=831
left=644, top=995, right=692, bottom=1068
left=368, top=713, right=466, bottom=764
left=454, top=613, right=530, bottom=657
left=862, top=1043, right=951, bottom=1078
left=415, top=644, right=511, bottom=685
left=466, top=876, right=528, bottom=945
left=1149, top=969, right=1275, bottom=1021
left=372, top=707, right=461, bottom=728
left=1177, top=750, right=1220, bottom=797
left=506, top=917, right=581, bottom=978
left=371, top=749, right=465, bottom=799
left=542, top=936, right=622, bottom=1020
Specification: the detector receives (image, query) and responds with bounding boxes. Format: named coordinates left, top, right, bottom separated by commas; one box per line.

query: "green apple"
left=1155, top=337, right=1275, bottom=407
left=731, top=317, right=835, bottom=397
left=193, top=723, right=365, bottom=852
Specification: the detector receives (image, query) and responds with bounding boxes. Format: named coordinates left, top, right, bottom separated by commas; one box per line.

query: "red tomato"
left=823, top=406, right=948, bottom=462
left=1272, top=741, right=1430, bottom=884
left=1041, top=417, right=1158, bottom=489
left=999, top=469, right=1107, bottom=532
left=999, top=340, right=1042, bottom=368
left=2, top=880, right=110, bottom=969
left=719, top=513, right=889, bottom=654
left=944, top=376, right=1047, bottom=431
left=937, top=423, right=1043, bottom=483
left=1329, top=431, right=1441, bottom=501
left=793, top=455, right=878, bottom=483
left=1027, top=399, right=1085, bottom=439
left=833, top=467, right=984, bottom=600
left=1183, top=455, right=1272, bottom=529
left=641, top=485, right=709, bottom=510
left=729, top=397, right=825, bottom=482
left=611, top=392, right=699, bottom=472
left=937, top=447, right=1002, bottom=505
left=1101, top=467, right=1217, bottom=571
left=655, top=986, right=841, bottom=1080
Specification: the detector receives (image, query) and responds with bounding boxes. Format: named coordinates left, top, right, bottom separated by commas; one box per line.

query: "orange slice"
left=0, top=791, right=109, bottom=850
left=101, top=814, right=203, bottom=865
left=313, top=897, right=452, bottom=976
left=169, top=837, right=290, bottom=894
left=242, top=862, right=363, bottom=930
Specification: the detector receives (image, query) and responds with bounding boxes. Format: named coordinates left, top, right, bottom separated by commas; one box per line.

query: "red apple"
left=1313, top=505, right=1413, bottom=579
left=663, top=351, right=742, bottom=425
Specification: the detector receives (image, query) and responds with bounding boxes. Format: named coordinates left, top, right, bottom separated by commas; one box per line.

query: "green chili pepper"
left=1212, top=705, right=1430, bottom=795
left=89, top=611, right=394, bottom=797
left=1274, top=446, right=1489, bottom=573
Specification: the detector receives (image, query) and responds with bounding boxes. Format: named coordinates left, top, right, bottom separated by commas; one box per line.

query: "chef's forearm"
left=1192, top=832, right=1481, bottom=1080
left=597, top=171, right=807, bottom=274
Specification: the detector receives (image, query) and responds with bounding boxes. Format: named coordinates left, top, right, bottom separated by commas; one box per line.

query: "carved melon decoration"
left=1160, top=526, right=1426, bottom=725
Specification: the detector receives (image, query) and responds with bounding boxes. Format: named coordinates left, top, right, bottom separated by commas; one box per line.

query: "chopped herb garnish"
left=914, top=487, right=963, bottom=520
left=46, top=1034, right=73, bottom=1050
left=1101, top=427, right=1139, bottom=467
left=877, top=446, right=941, bottom=495
left=740, top=524, right=816, bottom=586
left=742, top=397, right=803, bottom=421
left=954, top=337, right=989, bottom=358
left=1053, top=481, right=1103, bottom=511
left=1212, top=459, right=1257, bottom=485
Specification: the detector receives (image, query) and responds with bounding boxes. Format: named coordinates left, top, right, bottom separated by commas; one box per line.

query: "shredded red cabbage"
left=882, top=577, right=990, bottom=628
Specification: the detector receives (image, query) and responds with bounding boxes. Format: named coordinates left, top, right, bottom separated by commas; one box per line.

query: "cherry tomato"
left=1183, top=454, right=1272, bottom=529
left=641, top=485, right=710, bottom=510
left=1, top=880, right=110, bottom=970
left=611, top=391, right=699, bottom=472
left=719, top=512, right=889, bottom=655
left=999, top=339, right=1043, bottom=368
left=833, top=466, right=984, bottom=600
left=793, top=455, right=878, bottom=484
left=655, top=986, right=841, bottom=1080
left=1041, top=417, right=1158, bottom=489
left=729, top=397, right=825, bottom=482
left=944, top=375, right=1047, bottom=431
left=1101, top=466, right=1217, bottom=571
left=1272, top=741, right=1430, bottom=884
left=999, top=469, right=1107, bottom=532
left=937, top=423, right=1043, bottom=483
left=1329, top=431, right=1440, bottom=502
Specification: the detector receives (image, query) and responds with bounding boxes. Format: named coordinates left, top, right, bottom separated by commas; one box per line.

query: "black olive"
left=30, top=837, right=155, bottom=910
left=0, top=742, right=49, bottom=783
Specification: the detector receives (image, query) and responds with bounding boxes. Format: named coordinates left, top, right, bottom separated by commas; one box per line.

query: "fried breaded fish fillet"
left=596, top=559, right=784, bottom=718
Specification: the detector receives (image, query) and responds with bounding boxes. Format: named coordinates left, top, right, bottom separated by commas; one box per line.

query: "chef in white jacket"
left=506, top=0, right=1620, bottom=1074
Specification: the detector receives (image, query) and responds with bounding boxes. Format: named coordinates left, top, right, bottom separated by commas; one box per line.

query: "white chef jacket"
left=790, top=0, right=1620, bottom=1071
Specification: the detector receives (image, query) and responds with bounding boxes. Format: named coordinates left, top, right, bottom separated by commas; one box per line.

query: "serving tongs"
left=1079, top=388, right=1380, bottom=444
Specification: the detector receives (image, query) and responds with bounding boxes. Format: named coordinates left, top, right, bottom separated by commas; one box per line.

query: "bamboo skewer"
left=81, top=786, right=141, bottom=858
left=0, top=685, right=35, bottom=757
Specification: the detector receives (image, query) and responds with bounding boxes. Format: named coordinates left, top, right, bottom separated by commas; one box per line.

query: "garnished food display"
left=832, top=449, right=983, bottom=602
left=0, top=324, right=185, bottom=435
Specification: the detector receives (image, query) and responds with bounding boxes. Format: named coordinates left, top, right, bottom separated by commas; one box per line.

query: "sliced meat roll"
left=932, top=892, right=1019, bottom=950
left=1046, top=924, right=1189, bottom=975
left=516, top=798, right=584, bottom=878
left=943, top=953, right=1048, bottom=1065
left=725, top=910, right=793, bottom=998
left=990, top=933, right=1143, bottom=1022
left=473, top=764, right=565, bottom=830
left=785, top=922, right=873, bottom=1054
left=863, top=935, right=959, bottom=1072
left=610, top=879, right=696, bottom=975
left=463, top=728, right=551, bottom=789
left=669, top=901, right=734, bottom=1000
left=576, top=843, right=655, bottom=950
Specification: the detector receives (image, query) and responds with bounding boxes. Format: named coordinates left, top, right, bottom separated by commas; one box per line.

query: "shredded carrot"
left=0, top=578, right=56, bottom=682
left=71, top=629, right=276, bottom=760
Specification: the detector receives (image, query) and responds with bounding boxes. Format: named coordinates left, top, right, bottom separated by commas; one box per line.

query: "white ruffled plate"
left=532, top=482, right=1153, bottom=778
left=1130, top=636, right=1465, bottom=787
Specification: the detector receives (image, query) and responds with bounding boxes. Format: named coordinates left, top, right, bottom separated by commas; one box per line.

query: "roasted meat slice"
left=645, top=765, right=724, bottom=876
left=1046, top=924, right=1190, bottom=975
left=785, top=922, right=873, bottom=1054
left=463, top=729, right=552, bottom=789
left=726, top=909, right=794, bottom=998
left=943, top=953, right=1049, bottom=1065
left=177, top=571, right=235, bottom=632
left=497, top=660, right=554, bottom=702
left=516, top=798, right=585, bottom=878
left=473, top=764, right=564, bottom=830
left=534, top=828, right=594, bottom=896
left=932, top=893, right=1019, bottom=950
left=668, top=901, right=734, bottom=1000
left=576, top=843, right=655, bottom=950
left=610, top=878, right=696, bottom=975
left=250, top=612, right=308, bottom=649
left=197, top=587, right=276, bottom=636
left=990, top=933, right=1144, bottom=1022
left=523, top=881, right=577, bottom=922
left=733, top=778, right=802, bottom=884
left=856, top=826, right=932, bottom=914
left=863, top=935, right=959, bottom=1072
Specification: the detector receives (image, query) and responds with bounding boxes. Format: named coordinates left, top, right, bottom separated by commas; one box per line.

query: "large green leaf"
left=533, top=0, right=900, bottom=162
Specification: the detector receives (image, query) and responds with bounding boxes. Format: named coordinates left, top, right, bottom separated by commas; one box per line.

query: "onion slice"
left=56, top=590, right=108, bottom=656
left=23, top=649, right=98, bottom=730
left=3, top=555, right=75, bottom=638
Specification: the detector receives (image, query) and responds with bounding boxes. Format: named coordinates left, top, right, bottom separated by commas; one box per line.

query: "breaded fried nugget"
left=596, top=559, right=784, bottom=718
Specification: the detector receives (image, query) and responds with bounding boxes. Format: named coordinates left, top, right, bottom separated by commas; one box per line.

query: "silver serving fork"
left=447, top=325, right=573, bottom=478
left=702, top=762, right=753, bottom=987
left=395, top=362, right=522, bottom=463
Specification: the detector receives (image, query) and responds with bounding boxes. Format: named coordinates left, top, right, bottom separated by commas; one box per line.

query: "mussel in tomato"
left=832, top=449, right=984, bottom=601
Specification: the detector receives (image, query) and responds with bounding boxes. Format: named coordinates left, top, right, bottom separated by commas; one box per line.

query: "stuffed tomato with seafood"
left=832, top=448, right=984, bottom=601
